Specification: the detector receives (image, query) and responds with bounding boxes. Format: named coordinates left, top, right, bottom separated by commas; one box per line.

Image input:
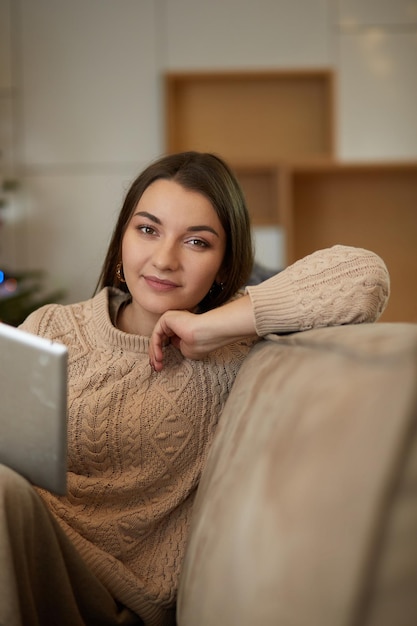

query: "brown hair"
left=95, top=151, right=254, bottom=311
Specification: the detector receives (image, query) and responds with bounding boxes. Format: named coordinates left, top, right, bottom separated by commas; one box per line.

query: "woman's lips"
left=143, top=275, right=179, bottom=292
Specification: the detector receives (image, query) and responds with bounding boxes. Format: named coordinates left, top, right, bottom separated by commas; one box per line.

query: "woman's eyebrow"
left=134, top=211, right=161, bottom=224
left=186, top=225, right=220, bottom=237
left=134, top=211, right=220, bottom=237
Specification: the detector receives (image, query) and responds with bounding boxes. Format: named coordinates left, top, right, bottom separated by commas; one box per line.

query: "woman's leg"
left=0, top=464, right=142, bottom=626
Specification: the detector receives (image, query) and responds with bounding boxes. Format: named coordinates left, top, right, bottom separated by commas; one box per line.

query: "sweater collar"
left=93, top=287, right=152, bottom=354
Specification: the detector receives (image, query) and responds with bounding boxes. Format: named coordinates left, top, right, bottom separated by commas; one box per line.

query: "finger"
left=152, top=356, right=164, bottom=373
left=149, top=327, right=166, bottom=371
left=149, top=346, right=164, bottom=372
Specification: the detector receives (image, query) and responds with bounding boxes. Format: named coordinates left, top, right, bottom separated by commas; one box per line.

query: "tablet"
left=0, top=322, right=68, bottom=494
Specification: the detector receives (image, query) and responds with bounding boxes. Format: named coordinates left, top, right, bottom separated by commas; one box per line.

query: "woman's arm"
left=247, top=244, right=390, bottom=335
left=149, top=245, right=390, bottom=371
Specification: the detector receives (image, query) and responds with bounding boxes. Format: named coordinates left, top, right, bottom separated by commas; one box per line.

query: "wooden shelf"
left=165, top=70, right=335, bottom=162
left=232, top=165, right=286, bottom=227
left=287, top=161, right=417, bottom=323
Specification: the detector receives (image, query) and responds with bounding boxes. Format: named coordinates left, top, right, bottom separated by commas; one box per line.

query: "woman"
left=0, top=152, right=390, bottom=626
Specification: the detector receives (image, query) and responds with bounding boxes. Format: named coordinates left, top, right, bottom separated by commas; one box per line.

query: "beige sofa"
left=176, top=322, right=417, bottom=626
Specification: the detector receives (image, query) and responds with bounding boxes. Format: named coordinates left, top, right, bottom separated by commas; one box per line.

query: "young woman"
left=0, top=152, right=390, bottom=626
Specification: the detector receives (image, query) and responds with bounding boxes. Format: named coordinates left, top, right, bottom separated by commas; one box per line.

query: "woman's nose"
left=152, top=239, right=180, bottom=271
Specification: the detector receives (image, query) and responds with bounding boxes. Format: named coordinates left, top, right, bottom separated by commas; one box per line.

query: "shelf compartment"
left=165, top=70, right=335, bottom=162
left=288, top=162, right=417, bottom=322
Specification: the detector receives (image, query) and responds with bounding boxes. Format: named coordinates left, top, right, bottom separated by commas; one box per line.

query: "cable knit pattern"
left=246, top=245, right=390, bottom=335
left=20, top=289, right=249, bottom=626
left=18, top=246, right=390, bottom=625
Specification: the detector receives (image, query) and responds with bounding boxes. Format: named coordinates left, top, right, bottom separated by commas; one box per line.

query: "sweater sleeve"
left=245, top=245, right=390, bottom=336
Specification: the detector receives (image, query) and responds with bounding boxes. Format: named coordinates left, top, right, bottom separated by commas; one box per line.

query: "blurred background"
left=0, top=0, right=416, bottom=323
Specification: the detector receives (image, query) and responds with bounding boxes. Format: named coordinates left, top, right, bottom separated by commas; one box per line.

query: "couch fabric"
left=177, top=322, right=417, bottom=626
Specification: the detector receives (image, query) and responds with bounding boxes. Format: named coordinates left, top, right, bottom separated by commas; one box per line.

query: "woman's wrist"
left=202, top=294, right=257, bottom=346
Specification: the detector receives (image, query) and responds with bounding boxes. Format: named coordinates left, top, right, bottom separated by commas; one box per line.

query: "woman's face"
left=121, top=178, right=227, bottom=335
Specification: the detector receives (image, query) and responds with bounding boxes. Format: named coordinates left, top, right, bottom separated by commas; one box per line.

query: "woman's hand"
left=149, top=310, right=212, bottom=372
left=149, top=294, right=257, bottom=372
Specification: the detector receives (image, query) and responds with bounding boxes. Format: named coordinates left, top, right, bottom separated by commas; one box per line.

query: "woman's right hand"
left=149, top=295, right=257, bottom=372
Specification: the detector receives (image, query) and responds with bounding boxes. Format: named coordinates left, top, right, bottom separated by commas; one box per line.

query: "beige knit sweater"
left=20, top=246, right=389, bottom=625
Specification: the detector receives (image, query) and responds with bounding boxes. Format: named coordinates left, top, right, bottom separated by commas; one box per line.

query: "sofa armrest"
left=177, top=323, right=417, bottom=626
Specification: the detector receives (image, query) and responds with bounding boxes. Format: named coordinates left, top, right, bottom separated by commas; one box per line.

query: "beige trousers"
left=0, top=464, right=143, bottom=626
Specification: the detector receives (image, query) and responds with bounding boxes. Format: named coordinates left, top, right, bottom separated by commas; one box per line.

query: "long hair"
left=95, top=151, right=254, bottom=311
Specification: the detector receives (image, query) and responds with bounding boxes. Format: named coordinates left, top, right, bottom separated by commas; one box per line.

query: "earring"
left=209, top=281, right=224, bottom=297
left=116, top=262, right=126, bottom=283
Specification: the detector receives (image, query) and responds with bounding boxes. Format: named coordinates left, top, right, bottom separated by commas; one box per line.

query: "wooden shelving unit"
left=165, top=71, right=417, bottom=323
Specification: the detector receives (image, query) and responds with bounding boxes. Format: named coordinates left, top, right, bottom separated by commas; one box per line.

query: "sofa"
left=176, top=321, right=417, bottom=626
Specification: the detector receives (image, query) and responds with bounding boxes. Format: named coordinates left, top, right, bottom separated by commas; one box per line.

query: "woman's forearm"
left=247, top=245, right=390, bottom=335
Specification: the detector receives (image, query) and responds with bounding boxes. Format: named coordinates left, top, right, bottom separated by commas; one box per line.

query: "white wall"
left=337, top=0, right=417, bottom=159
left=0, top=0, right=416, bottom=304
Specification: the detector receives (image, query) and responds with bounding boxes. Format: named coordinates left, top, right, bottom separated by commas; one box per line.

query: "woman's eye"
left=187, top=238, right=208, bottom=248
left=138, top=225, right=156, bottom=235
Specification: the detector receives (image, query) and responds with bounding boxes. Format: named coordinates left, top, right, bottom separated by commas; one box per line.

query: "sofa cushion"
left=177, top=323, right=417, bottom=626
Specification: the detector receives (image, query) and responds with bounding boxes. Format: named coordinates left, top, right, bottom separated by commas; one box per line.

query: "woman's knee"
left=0, top=462, right=34, bottom=490
left=0, top=463, right=43, bottom=521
